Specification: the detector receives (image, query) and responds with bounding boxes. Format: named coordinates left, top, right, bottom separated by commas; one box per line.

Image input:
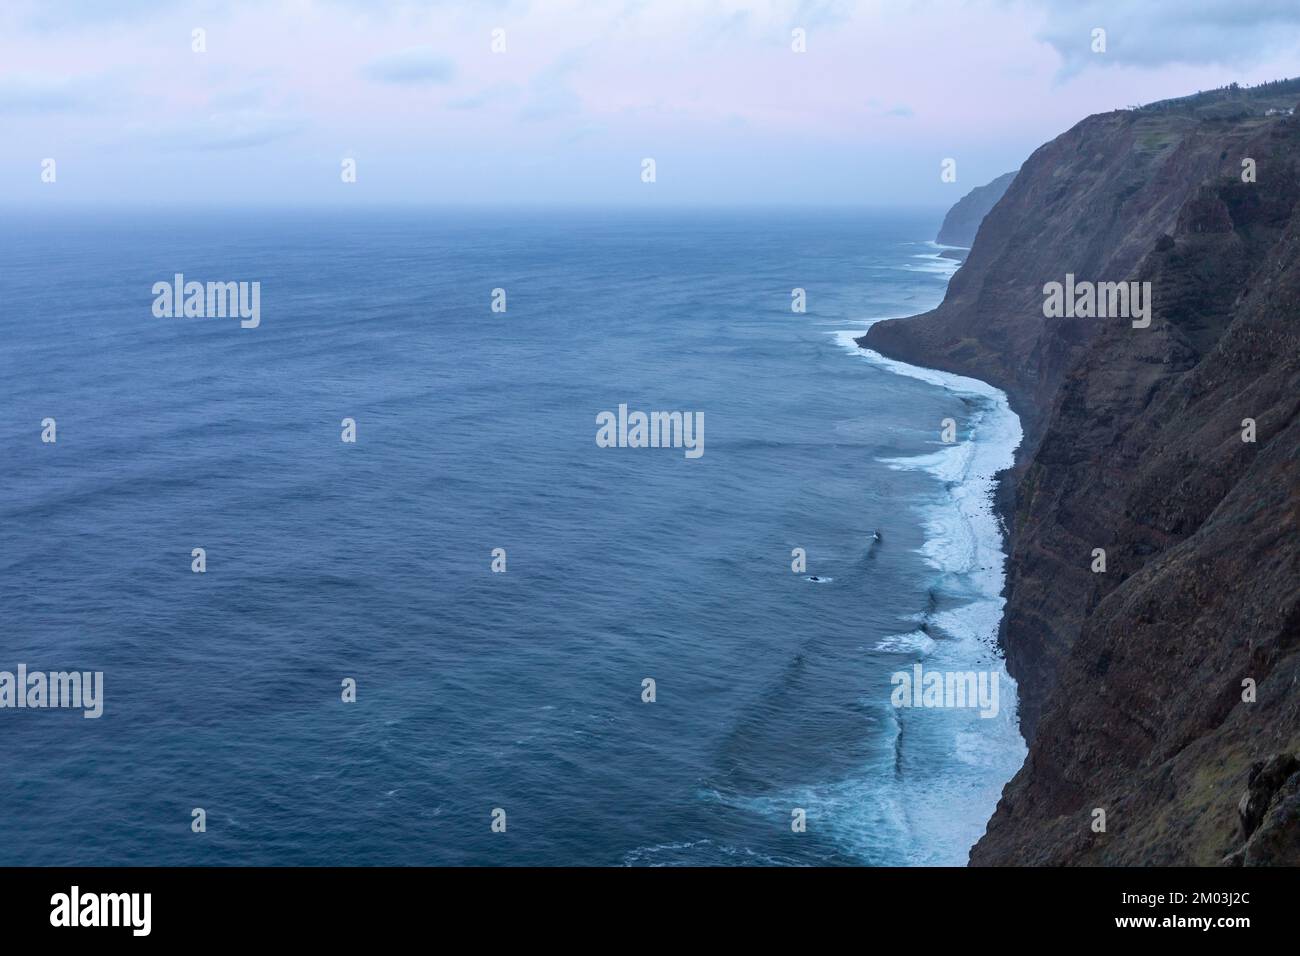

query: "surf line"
left=831, top=307, right=1028, bottom=863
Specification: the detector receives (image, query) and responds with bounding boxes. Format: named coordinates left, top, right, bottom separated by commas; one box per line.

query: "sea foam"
left=828, top=312, right=1029, bottom=864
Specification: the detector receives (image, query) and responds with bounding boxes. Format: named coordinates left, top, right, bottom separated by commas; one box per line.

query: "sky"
left=4, top=0, right=1300, bottom=206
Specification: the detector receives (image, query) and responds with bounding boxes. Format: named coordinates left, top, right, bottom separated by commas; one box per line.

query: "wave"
left=874, top=628, right=937, bottom=655
left=695, top=252, right=1027, bottom=867
left=621, top=836, right=808, bottom=867
left=818, top=320, right=1029, bottom=864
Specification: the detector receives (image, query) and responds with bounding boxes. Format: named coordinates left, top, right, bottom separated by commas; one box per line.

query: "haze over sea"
left=0, top=208, right=1024, bottom=865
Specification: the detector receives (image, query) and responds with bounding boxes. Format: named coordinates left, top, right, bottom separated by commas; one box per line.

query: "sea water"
left=0, top=208, right=1025, bottom=865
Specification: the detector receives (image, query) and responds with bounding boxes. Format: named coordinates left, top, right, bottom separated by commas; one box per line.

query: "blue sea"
left=0, top=208, right=1025, bottom=866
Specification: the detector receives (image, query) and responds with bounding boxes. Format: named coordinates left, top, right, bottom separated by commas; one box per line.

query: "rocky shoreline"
left=859, top=80, right=1300, bottom=865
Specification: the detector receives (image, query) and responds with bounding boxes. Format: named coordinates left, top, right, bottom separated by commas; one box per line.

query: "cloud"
left=790, top=0, right=856, bottom=29
left=516, top=50, right=585, bottom=121
left=130, top=109, right=303, bottom=151
left=0, top=74, right=98, bottom=113
left=206, top=86, right=270, bottom=111
left=192, top=110, right=301, bottom=150
left=16, top=0, right=172, bottom=32
left=865, top=97, right=913, bottom=119
left=561, top=122, right=606, bottom=144
left=446, top=84, right=520, bottom=110
left=1026, top=0, right=1300, bottom=75
left=518, top=85, right=581, bottom=121
left=363, top=46, right=456, bottom=85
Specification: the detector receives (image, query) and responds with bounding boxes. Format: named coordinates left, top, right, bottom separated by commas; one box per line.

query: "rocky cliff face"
left=935, top=171, right=1017, bottom=247
left=863, top=81, right=1300, bottom=865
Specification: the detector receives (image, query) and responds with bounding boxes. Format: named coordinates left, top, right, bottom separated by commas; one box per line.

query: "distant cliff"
left=861, top=79, right=1300, bottom=865
left=935, top=171, right=1016, bottom=247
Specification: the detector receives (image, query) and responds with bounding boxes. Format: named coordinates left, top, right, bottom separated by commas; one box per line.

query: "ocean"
left=0, top=207, right=1025, bottom=866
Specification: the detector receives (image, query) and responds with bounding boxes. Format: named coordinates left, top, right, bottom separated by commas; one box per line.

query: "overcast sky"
left=4, top=0, right=1300, bottom=206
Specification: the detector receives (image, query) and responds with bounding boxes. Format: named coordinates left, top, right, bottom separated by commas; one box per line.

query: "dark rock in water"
left=860, top=79, right=1300, bottom=866
left=935, top=171, right=1017, bottom=247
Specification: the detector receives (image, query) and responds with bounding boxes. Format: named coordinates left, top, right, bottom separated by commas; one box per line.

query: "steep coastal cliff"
left=862, top=81, right=1300, bottom=865
left=935, top=171, right=1017, bottom=247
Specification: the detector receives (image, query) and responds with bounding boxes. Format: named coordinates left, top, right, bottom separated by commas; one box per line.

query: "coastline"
left=833, top=247, right=1028, bottom=862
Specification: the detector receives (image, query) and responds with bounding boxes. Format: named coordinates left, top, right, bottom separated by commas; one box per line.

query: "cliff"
left=935, top=171, right=1017, bottom=247
left=862, top=80, right=1300, bottom=865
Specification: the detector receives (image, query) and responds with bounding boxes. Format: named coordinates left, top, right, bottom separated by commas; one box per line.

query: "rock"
left=935, top=171, right=1018, bottom=247
left=864, top=79, right=1300, bottom=866
left=1238, top=755, right=1299, bottom=837
left=1242, top=775, right=1300, bottom=865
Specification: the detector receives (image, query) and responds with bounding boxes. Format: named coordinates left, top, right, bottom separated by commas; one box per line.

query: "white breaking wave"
left=874, top=629, right=937, bottom=655
left=819, top=316, right=1028, bottom=865
left=713, top=255, right=1026, bottom=867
